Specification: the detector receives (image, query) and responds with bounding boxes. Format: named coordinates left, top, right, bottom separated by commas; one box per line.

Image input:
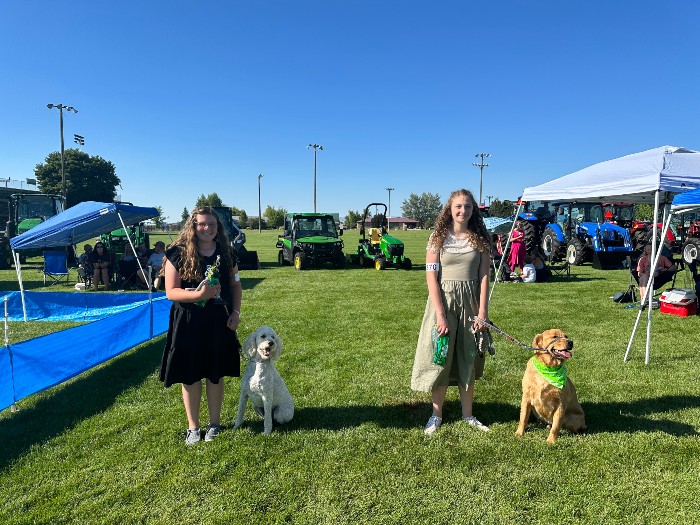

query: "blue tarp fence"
left=0, top=292, right=171, bottom=412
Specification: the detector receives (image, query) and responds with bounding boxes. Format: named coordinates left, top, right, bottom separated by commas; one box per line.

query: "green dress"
left=411, top=232, right=486, bottom=392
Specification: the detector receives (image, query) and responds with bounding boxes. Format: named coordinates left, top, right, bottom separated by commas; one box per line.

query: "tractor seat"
left=369, top=228, right=382, bottom=244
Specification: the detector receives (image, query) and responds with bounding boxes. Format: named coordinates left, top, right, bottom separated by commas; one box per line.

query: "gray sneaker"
left=204, top=423, right=221, bottom=442
left=185, top=428, right=201, bottom=446
left=463, top=416, right=490, bottom=432
left=423, top=416, right=442, bottom=435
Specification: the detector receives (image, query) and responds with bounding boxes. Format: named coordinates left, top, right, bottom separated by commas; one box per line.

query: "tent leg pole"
left=489, top=202, right=523, bottom=304
left=12, top=251, right=27, bottom=322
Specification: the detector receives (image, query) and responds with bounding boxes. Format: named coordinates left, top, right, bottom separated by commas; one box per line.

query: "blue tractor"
left=540, top=202, right=633, bottom=268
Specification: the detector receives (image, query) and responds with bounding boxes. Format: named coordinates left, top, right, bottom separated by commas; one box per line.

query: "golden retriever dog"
left=515, top=329, right=586, bottom=444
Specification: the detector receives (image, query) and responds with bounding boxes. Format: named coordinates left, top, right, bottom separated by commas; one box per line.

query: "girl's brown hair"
left=430, top=189, right=491, bottom=252
left=166, top=206, right=235, bottom=281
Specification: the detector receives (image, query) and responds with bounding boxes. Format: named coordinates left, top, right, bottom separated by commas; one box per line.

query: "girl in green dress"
left=411, top=189, right=491, bottom=435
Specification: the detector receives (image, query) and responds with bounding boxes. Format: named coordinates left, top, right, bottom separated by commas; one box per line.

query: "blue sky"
left=2, top=1, right=699, bottom=222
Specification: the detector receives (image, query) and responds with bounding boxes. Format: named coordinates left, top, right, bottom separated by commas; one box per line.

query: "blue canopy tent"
left=10, top=201, right=159, bottom=320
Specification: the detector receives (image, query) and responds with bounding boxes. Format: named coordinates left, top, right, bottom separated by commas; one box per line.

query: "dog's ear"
left=243, top=331, right=258, bottom=359
left=532, top=333, right=544, bottom=350
left=274, top=330, right=283, bottom=356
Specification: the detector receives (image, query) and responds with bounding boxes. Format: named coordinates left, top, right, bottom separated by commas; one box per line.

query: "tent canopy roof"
left=521, top=146, right=700, bottom=204
left=10, top=201, right=159, bottom=250
left=671, top=187, right=700, bottom=214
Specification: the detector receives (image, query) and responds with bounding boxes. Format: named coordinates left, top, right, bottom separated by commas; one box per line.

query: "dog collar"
left=530, top=356, right=567, bottom=389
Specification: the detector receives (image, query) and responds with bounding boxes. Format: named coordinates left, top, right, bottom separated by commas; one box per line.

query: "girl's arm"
left=426, top=250, right=447, bottom=335
left=164, top=258, right=220, bottom=303
left=473, top=250, right=490, bottom=331
left=227, top=264, right=243, bottom=331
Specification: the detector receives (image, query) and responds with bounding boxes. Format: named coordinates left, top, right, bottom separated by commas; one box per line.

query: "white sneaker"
left=463, top=416, right=490, bottom=432
left=423, top=415, right=442, bottom=435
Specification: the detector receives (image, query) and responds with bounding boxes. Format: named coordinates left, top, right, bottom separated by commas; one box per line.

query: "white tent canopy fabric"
left=517, top=146, right=700, bottom=364
left=521, top=146, right=700, bottom=204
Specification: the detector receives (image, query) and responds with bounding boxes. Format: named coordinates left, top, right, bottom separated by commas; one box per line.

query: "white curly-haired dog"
left=234, top=326, right=294, bottom=434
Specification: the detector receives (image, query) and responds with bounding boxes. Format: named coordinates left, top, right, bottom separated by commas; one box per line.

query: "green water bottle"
left=431, top=326, right=449, bottom=366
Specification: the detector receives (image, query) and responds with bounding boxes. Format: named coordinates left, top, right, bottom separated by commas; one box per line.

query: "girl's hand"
left=199, top=281, right=221, bottom=301
left=472, top=315, right=487, bottom=332
left=435, top=312, right=449, bottom=336
left=226, top=310, right=240, bottom=331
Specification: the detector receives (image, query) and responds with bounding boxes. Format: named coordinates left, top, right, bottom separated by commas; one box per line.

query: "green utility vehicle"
left=356, top=203, right=411, bottom=270
left=0, top=191, right=65, bottom=268
left=276, top=212, right=345, bottom=270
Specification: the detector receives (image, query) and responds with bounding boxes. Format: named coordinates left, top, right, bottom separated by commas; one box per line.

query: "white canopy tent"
left=521, top=146, right=700, bottom=363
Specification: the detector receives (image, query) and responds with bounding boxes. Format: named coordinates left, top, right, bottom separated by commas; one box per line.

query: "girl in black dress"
left=159, top=206, right=242, bottom=445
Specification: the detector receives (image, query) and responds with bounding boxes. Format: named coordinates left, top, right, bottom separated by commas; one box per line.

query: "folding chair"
left=42, top=251, right=70, bottom=286
left=548, top=259, right=570, bottom=278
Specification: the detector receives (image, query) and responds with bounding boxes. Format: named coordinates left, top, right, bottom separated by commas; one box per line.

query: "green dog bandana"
left=531, top=356, right=567, bottom=389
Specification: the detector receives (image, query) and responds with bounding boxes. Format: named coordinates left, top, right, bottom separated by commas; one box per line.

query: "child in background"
left=521, top=255, right=537, bottom=283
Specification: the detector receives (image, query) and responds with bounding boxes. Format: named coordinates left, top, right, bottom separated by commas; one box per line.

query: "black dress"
left=159, top=245, right=241, bottom=387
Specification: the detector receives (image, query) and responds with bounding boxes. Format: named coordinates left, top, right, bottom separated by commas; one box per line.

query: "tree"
left=401, top=192, right=442, bottom=228
left=248, top=217, right=267, bottom=230
left=488, top=199, right=516, bottom=218
left=34, top=148, right=121, bottom=208
left=344, top=210, right=362, bottom=228
left=181, top=207, right=190, bottom=226
left=230, top=206, right=248, bottom=228
left=153, top=206, right=165, bottom=229
left=195, top=193, right=225, bottom=208
left=264, top=206, right=287, bottom=229
left=635, top=204, right=654, bottom=221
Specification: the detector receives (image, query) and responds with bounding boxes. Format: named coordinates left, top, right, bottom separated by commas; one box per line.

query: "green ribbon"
left=530, top=356, right=567, bottom=389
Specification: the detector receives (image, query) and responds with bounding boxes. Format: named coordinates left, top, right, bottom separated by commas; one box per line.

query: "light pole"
left=386, top=187, right=394, bottom=229
left=47, top=103, right=78, bottom=200
left=486, top=195, right=494, bottom=206
left=472, top=153, right=491, bottom=206
left=307, top=144, right=323, bottom=212
left=258, top=173, right=264, bottom=233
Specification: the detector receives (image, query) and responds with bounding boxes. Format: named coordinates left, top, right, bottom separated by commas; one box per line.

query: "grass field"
left=1, top=229, right=699, bottom=524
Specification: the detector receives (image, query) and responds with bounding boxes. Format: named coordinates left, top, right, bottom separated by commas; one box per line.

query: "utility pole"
left=472, top=153, right=491, bottom=206
left=258, top=173, right=264, bottom=233
left=47, top=103, right=78, bottom=200
left=307, top=144, right=323, bottom=212
left=386, top=187, right=394, bottom=229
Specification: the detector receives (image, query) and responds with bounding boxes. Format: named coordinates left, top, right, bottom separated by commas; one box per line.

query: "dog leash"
left=469, top=316, right=570, bottom=354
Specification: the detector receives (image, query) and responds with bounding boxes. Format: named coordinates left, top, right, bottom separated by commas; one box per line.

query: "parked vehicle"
left=676, top=212, right=700, bottom=265
left=0, top=190, right=65, bottom=268
left=354, top=203, right=411, bottom=270
left=276, top=212, right=345, bottom=270
left=213, top=207, right=260, bottom=270
left=510, top=199, right=554, bottom=254
left=539, top=202, right=633, bottom=267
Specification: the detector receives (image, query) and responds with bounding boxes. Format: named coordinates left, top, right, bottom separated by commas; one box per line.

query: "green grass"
left=1, top=229, right=700, bottom=524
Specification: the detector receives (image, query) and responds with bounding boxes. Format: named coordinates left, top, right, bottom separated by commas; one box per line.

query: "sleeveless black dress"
left=159, top=245, right=241, bottom=387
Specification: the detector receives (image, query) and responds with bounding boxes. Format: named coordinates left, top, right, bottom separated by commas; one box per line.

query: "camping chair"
left=116, top=256, right=145, bottom=290
left=42, top=251, right=70, bottom=286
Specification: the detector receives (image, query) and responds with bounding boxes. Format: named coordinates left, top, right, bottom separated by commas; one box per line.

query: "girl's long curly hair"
left=167, top=206, right=235, bottom=281
left=430, top=189, right=491, bottom=252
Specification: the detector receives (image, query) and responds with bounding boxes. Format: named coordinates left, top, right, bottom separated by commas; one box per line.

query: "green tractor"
left=356, top=203, right=411, bottom=270
left=276, top=212, right=345, bottom=270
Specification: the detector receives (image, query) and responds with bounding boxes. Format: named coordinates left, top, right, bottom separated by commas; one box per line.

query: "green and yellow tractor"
left=356, top=203, right=411, bottom=270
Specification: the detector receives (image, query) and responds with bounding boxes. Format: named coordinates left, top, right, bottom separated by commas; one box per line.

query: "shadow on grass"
left=0, top=340, right=162, bottom=471
left=283, top=395, right=699, bottom=437
left=581, top=395, right=700, bottom=437
left=240, top=277, right=264, bottom=290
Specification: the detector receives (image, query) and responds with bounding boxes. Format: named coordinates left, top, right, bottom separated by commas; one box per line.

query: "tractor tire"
left=333, top=252, right=346, bottom=269
left=566, top=238, right=586, bottom=266
left=359, top=251, right=367, bottom=267
left=541, top=227, right=562, bottom=261
left=375, top=257, right=387, bottom=271
left=278, top=250, right=287, bottom=266
left=682, top=238, right=700, bottom=265
left=521, top=220, right=538, bottom=254
left=403, top=257, right=412, bottom=270
left=293, top=252, right=307, bottom=270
